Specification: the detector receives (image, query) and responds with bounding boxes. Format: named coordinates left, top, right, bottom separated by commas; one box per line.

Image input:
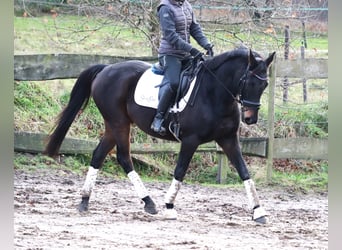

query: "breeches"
left=159, top=55, right=183, bottom=92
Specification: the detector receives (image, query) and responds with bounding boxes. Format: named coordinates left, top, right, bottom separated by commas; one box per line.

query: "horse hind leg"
left=112, top=123, right=158, bottom=215
left=78, top=128, right=116, bottom=212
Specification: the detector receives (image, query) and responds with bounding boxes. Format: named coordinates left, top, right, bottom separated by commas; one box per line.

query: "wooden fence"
left=14, top=131, right=327, bottom=183
left=14, top=54, right=328, bottom=81
left=14, top=54, right=328, bottom=183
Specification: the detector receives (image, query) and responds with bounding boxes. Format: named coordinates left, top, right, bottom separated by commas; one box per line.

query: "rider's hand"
left=190, top=47, right=203, bottom=60
left=204, top=44, right=214, bottom=57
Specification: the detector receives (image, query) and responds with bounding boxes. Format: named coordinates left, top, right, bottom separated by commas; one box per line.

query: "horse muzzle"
left=242, top=109, right=258, bottom=125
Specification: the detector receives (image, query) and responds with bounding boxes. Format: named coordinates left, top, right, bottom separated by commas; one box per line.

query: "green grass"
left=14, top=16, right=151, bottom=56
left=14, top=80, right=104, bottom=138
left=269, top=168, right=328, bottom=193
left=14, top=16, right=328, bottom=56
left=14, top=151, right=328, bottom=193
left=14, top=81, right=61, bottom=133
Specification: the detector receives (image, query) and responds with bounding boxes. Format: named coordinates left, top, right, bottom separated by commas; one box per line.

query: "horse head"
left=240, top=50, right=275, bottom=125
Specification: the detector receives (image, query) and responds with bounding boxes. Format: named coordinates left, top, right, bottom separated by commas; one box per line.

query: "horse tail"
left=44, top=64, right=107, bottom=157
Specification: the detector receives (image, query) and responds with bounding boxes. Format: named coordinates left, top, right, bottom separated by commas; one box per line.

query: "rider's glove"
left=190, top=47, right=203, bottom=60
left=204, top=43, right=214, bottom=57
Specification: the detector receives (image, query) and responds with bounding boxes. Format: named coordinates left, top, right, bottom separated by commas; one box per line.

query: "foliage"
left=186, top=153, right=220, bottom=184
left=14, top=81, right=61, bottom=133
left=272, top=101, right=328, bottom=138
left=60, top=92, right=105, bottom=139
left=14, top=0, right=68, bottom=16
left=269, top=161, right=328, bottom=192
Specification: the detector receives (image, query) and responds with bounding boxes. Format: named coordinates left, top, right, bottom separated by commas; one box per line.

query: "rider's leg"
left=151, top=55, right=182, bottom=134
left=150, top=84, right=175, bottom=134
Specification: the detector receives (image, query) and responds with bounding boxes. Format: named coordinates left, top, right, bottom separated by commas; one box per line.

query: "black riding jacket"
left=157, top=0, right=209, bottom=57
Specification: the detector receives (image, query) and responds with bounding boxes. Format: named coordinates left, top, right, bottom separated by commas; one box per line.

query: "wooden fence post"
left=217, top=153, right=229, bottom=184
left=267, top=54, right=276, bottom=182
left=216, top=143, right=230, bottom=184
left=283, top=25, right=290, bottom=103
left=302, top=20, right=307, bottom=49
left=301, top=41, right=307, bottom=103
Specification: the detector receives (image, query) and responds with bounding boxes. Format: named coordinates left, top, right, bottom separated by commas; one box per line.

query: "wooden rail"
left=14, top=132, right=327, bottom=160
left=14, top=132, right=327, bottom=183
left=14, top=54, right=327, bottom=81
left=14, top=131, right=268, bottom=157
left=14, top=54, right=157, bottom=80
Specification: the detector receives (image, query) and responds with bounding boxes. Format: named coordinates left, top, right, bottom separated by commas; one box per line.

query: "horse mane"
left=204, top=46, right=262, bottom=70
left=203, top=47, right=247, bottom=70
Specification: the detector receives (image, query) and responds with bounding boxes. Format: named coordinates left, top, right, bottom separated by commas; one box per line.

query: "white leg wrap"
left=81, top=166, right=99, bottom=197
left=253, top=206, right=267, bottom=220
left=163, top=208, right=178, bottom=220
left=127, top=170, right=149, bottom=199
left=243, top=179, right=261, bottom=210
left=244, top=179, right=267, bottom=220
left=164, top=178, right=182, bottom=204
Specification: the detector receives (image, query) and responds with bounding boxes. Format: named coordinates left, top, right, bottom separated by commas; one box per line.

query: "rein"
left=201, top=60, right=267, bottom=110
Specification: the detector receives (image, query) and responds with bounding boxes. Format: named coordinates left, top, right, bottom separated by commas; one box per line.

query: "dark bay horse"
left=45, top=48, right=275, bottom=224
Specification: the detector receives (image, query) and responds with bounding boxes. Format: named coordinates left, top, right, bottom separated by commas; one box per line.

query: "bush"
left=273, top=101, right=328, bottom=138
left=14, top=81, right=61, bottom=132
left=14, top=0, right=68, bottom=16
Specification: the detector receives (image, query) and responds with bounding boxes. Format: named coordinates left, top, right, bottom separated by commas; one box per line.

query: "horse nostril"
left=244, top=116, right=258, bottom=125
left=243, top=109, right=258, bottom=125
left=244, top=117, right=252, bottom=124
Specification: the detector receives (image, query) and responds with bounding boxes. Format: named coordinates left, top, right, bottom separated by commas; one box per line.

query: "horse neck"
left=203, top=58, right=247, bottom=102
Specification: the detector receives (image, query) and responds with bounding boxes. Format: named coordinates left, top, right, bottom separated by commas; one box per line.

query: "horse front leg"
left=216, top=137, right=267, bottom=224
left=163, top=139, right=199, bottom=220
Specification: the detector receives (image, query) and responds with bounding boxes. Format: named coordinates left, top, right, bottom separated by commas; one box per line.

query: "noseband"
left=201, top=61, right=267, bottom=110
left=238, top=66, right=268, bottom=110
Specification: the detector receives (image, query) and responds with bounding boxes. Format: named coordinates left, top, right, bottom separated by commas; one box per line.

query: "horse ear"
left=266, top=52, right=276, bottom=67
left=248, top=49, right=258, bottom=68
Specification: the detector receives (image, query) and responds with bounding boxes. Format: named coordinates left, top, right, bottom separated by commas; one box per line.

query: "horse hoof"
left=254, top=216, right=267, bottom=224
left=144, top=204, right=158, bottom=215
left=78, top=203, right=88, bottom=212
left=78, top=197, right=89, bottom=212
left=163, top=208, right=178, bottom=220
left=252, top=206, right=267, bottom=224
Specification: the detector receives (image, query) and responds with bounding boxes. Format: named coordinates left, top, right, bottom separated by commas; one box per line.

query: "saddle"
left=152, top=58, right=202, bottom=107
left=134, top=58, right=203, bottom=140
left=150, top=59, right=203, bottom=140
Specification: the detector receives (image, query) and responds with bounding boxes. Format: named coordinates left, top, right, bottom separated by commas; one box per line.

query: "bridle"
left=238, top=65, right=268, bottom=110
left=201, top=60, right=268, bottom=110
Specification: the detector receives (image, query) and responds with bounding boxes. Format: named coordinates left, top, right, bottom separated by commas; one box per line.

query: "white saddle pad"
left=134, top=68, right=196, bottom=113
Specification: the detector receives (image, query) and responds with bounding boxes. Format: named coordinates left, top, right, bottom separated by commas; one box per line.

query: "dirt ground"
left=14, top=168, right=328, bottom=250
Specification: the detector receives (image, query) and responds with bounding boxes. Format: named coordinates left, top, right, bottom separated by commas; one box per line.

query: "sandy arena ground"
left=14, top=168, right=328, bottom=249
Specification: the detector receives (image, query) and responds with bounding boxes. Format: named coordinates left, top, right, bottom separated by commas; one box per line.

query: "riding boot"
left=151, top=85, right=175, bottom=134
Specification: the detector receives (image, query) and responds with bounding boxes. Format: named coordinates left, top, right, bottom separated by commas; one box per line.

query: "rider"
left=150, top=0, right=214, bottom=135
